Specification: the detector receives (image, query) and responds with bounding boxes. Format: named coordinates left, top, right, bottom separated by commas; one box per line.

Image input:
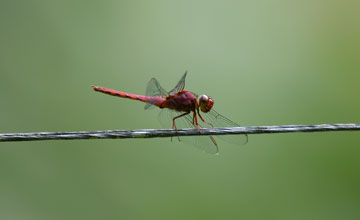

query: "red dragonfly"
left=91, top=72, right=247, bottom=154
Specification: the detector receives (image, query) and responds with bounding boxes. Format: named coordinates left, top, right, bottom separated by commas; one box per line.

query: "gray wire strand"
left=0, top=124, right=359, bottom=142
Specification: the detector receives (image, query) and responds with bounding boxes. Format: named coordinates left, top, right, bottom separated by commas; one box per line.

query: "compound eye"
left=198, top=94, right=214, bottom=113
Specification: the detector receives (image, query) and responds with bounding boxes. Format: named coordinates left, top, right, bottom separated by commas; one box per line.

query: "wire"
left=0, top=124, right=359, bottom=142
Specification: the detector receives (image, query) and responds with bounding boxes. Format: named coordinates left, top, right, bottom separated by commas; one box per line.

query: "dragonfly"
left=91, top=71, right=247, bottom=154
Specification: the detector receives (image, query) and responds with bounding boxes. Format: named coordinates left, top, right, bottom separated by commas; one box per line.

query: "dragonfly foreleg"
left=197, top=110, right=213, bottom=128
left=209, top=136, right=219, bottom=154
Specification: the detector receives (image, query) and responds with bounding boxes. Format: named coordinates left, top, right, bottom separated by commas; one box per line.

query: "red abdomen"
left=91, top=86, right=165, bottom=107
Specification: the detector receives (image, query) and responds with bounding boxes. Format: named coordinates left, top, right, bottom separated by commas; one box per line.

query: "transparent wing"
left=158, top=108, right=219, bottom=154
left=144, top=77, right=168, bottom=110
left=168, top=71, right=187, bottom=95
left=200, top=109, right=248, bottom=145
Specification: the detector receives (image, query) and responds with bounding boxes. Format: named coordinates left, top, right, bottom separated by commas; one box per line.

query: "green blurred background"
left=1, top=0, right=360, bottom=219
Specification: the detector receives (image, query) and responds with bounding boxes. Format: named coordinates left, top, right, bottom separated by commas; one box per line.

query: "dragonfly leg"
left=194, top=112, right=218, bottom=153
left=209, top=136, right=219, bottom=154
left=197, top=110, right=213, bottom=128
left=192, top=111, right=201, bottom=131
left=172, top=111, right=190, bottom=142
left=172, top=111, right=190, bottom=130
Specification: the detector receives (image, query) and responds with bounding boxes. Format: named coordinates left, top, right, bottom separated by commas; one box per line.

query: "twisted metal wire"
left=0, top=124, right=359, bottom=142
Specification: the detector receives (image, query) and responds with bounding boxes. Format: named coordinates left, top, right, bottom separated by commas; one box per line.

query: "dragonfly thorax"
left=198, top=94, right=214, bottom=113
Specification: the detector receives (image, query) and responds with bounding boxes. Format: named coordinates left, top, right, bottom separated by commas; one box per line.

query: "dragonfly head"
left=198, top=94, right=214, bottom=113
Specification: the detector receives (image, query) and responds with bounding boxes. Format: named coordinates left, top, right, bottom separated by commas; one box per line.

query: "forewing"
left=200, top=109, right=248, bottom=145
left=168, top=71, right=187, bottom=94
left=144, top=77, right=168, bottom=110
